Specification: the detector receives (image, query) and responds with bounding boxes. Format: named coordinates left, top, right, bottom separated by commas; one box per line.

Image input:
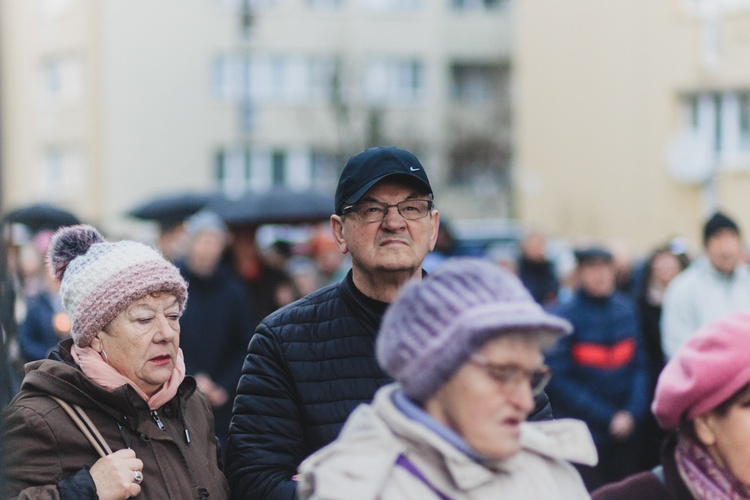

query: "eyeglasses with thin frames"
left=468, top=354, right=552, bottom=396
left=342, top=199, right=433, bottom=223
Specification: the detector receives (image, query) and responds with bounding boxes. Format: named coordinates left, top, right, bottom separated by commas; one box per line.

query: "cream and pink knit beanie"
left=47, top=224, right=188, bottom=347
left=376, top=257, right=572, bottom=403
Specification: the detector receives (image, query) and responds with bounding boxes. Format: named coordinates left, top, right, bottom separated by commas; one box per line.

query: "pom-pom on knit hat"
left=652, top=311, right=750, bottom=429
left=376, top=257, right=572, bottom=403
left=47, top=224, right=188, bottom=347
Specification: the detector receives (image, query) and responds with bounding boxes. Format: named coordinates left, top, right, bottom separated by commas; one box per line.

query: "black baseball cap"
left=335, top=146, right=433, bottom=215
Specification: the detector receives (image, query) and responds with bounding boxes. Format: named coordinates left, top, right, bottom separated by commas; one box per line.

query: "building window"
left=216, top=148, right=251, bottom=197
left=38, top=148, right=86, bottom=198
left=365, top=0, right=421, bottom=11
left=308, top=0, right=343, bottom=9
left=216, top=0, right=277, bottom=11
left=216, top=147, right=335, bottom=194
left=40, top=56, right=84, bottom=105
left=308, top=57, right=338, bottom=101
left=364, top=58, right=424, bottom=104
left=212, top=54, right=246, bottom=101
left=212, top=54, right=337, bottom=103
left=450, top=63, right=503, bottom=102
left=680, top=90, right=750, bottom=166
left=310, top=151, right=340, bottom=192
left=271, top=151, right=286, bottom=185
left=450, top=0, right=502, bottom=10
left=740, top=93, right=750, bottom=151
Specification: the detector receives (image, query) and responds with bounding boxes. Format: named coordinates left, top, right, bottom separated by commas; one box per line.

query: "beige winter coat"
left=299, top=384, right=597, bottom=500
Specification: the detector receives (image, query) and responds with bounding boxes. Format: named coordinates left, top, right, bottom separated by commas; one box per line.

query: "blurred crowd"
left=1, top=196, right=748, bottom=494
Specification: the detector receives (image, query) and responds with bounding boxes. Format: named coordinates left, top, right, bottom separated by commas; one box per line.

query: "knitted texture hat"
left=47, top=225, right=188, bottom=347
left=703, top=211, right=739, bottom=245
left=652, top=311, right=750, bottom=429
left=376, top=257, right=572, bottom=403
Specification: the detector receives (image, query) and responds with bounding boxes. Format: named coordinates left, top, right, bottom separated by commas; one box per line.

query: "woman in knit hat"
left=593, top=311, right=750, bottom=499
left=297, top=257, right=597, bottom=499
left=0, top=225, right=229, bottom=499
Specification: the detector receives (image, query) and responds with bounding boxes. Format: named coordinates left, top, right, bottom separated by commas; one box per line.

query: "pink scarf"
left=675, top=434, right=750, bottom=499
left=71, top=344, right=186, bottom=411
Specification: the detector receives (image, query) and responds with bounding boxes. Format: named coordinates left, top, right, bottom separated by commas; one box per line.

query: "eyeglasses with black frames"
left=468, top=354, right=553, bottom=396
left=342, top=199, right=433, bottom=223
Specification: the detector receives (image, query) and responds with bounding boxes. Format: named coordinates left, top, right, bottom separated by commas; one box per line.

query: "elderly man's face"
left=706, top=229, right=744, bottom=275
left=331, top=179, right=439, bottom=282
left=91, top=293, right=181, bottom=396
left=424, top=335, right=542, bottom=460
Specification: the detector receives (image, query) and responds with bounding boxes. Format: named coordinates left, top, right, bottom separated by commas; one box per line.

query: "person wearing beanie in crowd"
left=517, top=229, right=560, bottom=307
left=176, top=210, right=255, bottom=454
left=661, top=211, right=750, bottom=359
left=297, top=258, right=597, bottom=499
left=593, top=311, right=750, bottom=499
left=225, top=146, right=558, bottom=499
left=545, top=246, right=650, bottom=491
left=0, top=225, right=229, bottom=500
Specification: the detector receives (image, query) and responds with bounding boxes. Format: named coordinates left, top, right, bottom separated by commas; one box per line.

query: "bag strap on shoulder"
left=49, top=396, right=112, bottom=458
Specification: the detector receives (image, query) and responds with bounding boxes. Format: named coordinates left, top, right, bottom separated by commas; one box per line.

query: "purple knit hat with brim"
left=376, top=257, right=572, bottom=403
left=46, top=225, right=188, bottom=347
left=652, top=311, right=750, bottom=429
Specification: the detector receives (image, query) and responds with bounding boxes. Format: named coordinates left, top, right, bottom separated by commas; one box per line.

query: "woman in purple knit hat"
left=593, top=311, right=750, bottom=499
left=297, top=257, right=597, bottom=499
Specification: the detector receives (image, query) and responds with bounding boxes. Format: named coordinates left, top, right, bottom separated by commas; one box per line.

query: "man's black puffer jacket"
left=226, top=271, right=392, bottom=500
left=225, top=270, right=554, bottom=500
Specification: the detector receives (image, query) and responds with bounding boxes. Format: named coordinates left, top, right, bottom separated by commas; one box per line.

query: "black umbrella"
left=126, top=191, right=216, bottom=227
left=208, top=187, right=334, bottom=226
left=3, top=203, right=81, bottom=233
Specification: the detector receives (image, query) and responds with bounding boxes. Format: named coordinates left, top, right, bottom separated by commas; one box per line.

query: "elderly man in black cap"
left=661, top=211, right=750, bottom=359
left=224, top=146, right=440, bottom=500
left=225, top=147, right=552, bottom=499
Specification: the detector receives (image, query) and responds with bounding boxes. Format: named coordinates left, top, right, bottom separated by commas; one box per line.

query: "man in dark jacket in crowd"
left=517, top=229, right=559, bottom=306
left=177, top=210, right=256, bottom=453
left=546, top=246, right=650, bottom=491
left=225, top=146, right=554, bottom=499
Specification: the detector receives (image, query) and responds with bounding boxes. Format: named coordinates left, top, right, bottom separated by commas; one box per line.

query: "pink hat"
left=652, top=312, right=750, bottom=429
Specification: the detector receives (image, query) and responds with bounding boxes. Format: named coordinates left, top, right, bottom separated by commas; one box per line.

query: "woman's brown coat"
left=1, top=339, right=230, bottom=500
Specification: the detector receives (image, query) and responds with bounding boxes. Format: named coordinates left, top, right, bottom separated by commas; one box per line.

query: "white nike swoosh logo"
left=410, top=167, right=420, bottom=171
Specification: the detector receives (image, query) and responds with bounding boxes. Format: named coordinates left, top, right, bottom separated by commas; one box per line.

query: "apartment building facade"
left=0, top=0, right=515, bottom=238
left=515, top=0, right=750, bottom=252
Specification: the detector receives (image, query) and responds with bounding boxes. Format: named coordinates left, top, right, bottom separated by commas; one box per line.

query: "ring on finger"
left=133, top=470, right=143, bottom=485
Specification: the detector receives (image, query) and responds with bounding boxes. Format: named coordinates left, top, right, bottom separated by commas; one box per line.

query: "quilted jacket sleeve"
left=225, top=323, right=301, bottom=500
